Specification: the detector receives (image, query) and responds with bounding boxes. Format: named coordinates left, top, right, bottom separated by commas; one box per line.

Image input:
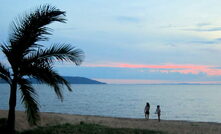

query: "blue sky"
left=1, top=0, right=221, bottom=84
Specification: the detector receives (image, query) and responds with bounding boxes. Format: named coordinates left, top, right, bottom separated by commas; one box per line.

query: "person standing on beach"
left=144, top=102, right=150, bottom=119
left=155, top=105, right=161, bottom=122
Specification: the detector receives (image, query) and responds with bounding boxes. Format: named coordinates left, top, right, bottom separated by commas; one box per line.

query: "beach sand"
left=0, top=110, right=221, bottom=134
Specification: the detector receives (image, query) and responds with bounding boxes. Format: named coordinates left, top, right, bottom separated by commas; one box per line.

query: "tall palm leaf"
left=0, top=5, right=84, bottom=134
left=0, top=62, right=11, bottom=84
left=18, top=78, right=40, bottom=125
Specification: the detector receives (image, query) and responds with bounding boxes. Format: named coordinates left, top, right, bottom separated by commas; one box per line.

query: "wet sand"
left=0, top=110, right=221, bottom=134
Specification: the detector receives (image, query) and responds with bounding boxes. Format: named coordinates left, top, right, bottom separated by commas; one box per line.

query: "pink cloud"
left=94, top=78, right=221, bottom=84
left=85, top=63, right=213, bottom=69
left=117, top=64, right=212, bottom=69
left=84, top=63, right=221, bottom=76
left=165, top=68, right=221, bottom=76
left=84, top=63, right=212, bottom=69
left=94, top=79, right=175, bottom=84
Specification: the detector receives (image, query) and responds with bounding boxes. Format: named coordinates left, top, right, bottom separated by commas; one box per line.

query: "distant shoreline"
left=0, top=110, right=221, bottom=134
left=0, top=76, right=106, bottom=84
left=2, top=76, right=221, bottom=85
left=1, top=83, right=221, bottom=85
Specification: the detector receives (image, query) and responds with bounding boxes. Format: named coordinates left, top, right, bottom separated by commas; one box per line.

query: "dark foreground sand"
left=0, top=110, right=221, bottom=134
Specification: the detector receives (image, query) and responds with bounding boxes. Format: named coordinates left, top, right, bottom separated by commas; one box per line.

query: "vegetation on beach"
left=0, top=4, right=84, bottom=133
left=0, top=119, right=166, bottom=134
left=19, top=122, right=166, bottom=134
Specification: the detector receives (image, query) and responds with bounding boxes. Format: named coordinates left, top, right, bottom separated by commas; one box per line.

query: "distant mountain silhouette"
left=63, top=76, right=106, bottom=84
left=0, top=76, right=106, bottom=84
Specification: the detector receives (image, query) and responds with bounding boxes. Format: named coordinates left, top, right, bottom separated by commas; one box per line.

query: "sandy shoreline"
left=0, top=110, right=221, bottom=134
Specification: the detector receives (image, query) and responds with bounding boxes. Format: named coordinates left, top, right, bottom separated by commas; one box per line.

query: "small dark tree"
left=0, top=5, right=84, bottom=134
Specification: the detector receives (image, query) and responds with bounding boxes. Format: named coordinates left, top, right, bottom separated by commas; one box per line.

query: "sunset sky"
left=1, top=0, right=221, bottom=84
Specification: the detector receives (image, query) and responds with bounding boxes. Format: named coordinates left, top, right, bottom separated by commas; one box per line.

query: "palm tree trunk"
left=6, top=78, right=17, bottom=134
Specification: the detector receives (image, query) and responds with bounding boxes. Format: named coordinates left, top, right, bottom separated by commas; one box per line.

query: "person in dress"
left=144, top=102, right=150, bottom=119
left=155, top=105, right=161, bottom=122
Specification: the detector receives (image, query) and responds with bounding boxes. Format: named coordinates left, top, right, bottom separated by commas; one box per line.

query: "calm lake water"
left=1, top=84, right=221, bottom=123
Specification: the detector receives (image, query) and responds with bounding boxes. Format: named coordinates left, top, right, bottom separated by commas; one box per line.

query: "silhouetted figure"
left=144, top=102, right=150, bottom=119
left=155, top=105, right=161, bottom=122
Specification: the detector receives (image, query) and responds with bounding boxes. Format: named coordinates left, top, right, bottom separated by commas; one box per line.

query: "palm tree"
left=0, top=5, right=84, bottom=134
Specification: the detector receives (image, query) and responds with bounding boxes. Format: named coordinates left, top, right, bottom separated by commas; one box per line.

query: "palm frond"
left=18, top=78, right=40, bottom=125
left=0, top=62, right=12, bottom=84
left=1, top=45, right=14, bottom=66
left=20, top=64, right=72, bottom=101
left=25, top=44, right=84, bottom=65
left=9, top=4, right=66, bottom=57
